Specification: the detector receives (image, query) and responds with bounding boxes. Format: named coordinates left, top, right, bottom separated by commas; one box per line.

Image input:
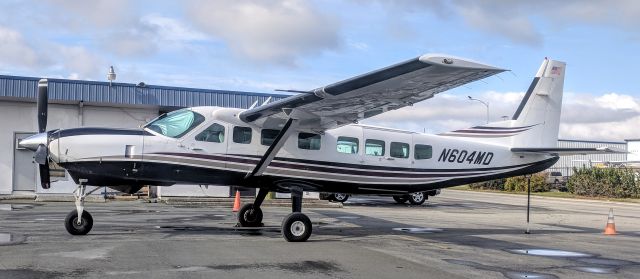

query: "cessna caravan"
left=19, top=54, right=620, bottom=242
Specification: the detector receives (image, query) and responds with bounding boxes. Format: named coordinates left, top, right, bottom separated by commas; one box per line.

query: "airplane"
left=18, top=54, right=624, bottom=242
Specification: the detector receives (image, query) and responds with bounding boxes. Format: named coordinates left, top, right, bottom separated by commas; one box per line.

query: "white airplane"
left=19, top=54, right=622, bottom=242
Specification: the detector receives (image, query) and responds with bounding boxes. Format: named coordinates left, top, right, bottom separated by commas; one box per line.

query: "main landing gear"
left=64, top=179, right=101, bottom=235
left=237, top=187, right=312, bottom=242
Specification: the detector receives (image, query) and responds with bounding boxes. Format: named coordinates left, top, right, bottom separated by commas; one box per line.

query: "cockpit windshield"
left=144, top=109, right=205, bottom=138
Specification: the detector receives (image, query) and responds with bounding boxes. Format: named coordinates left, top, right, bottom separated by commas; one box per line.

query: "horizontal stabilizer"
left=511, top=147, right=627, bottom=156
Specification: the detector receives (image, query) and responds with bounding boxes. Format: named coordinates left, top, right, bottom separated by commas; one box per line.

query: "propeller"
left=36, top=79, right=50, bottom=189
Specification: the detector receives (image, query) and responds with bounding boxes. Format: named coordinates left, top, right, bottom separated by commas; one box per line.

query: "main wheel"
left=408, top=192, right=426, bottom=205
left=64, top=209, right=93, bottom=235
left=392, top=195, right=408, bottom=204
left=238, top=203, right=263, bottom=227
left=332, top=193, right=349, bottom=203
left=281, top=212, right=312, bottom=242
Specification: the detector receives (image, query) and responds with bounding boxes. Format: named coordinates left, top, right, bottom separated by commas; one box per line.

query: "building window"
left=195, top=123, right=225, bottom=143
left=414, top=144, right=433, bottom=160
left=145, top=109, right=205, bottom=138
left=390, top=142, right=410, bottom=158
left=261, top=129, right=281, bottom=146
left=365, top=139, right=385, bottom=156
left=337, top=136, right=359, bottom=154
left=233, top=126, right=252, bottom=144
left=298, top=133, right=321, bottom=150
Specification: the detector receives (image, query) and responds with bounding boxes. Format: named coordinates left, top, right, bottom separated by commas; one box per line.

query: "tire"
left=281, top=212, right=312, bottom=242
left=326, top=193, right=336, bottom=202
left=238, top=203, right=263, bottom=227
left=64, top=209, right=93, bottom=235
left=408, top=192, right=426, bottom=205
left=332, top=193, right=349, bottom=203
left=392, top=195, right=408, bottom=204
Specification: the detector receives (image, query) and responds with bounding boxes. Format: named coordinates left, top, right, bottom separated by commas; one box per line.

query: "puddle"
left=0, top=233, right=25, bottom=246
left=213, top=214, right=226, bottom=217
left=392, top=227, right=443, bottom=234
left=570, top=266, right=616, bottom=274
left=503, top=271, right=558, bottom=279
left=574, top=257, right=633, bottom=266
left=507, top=249, right=592, bottom=257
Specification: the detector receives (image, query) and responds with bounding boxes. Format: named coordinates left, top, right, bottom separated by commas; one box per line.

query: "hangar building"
left=0, top=75, right=285, bottom=197
left=547, top=139, right=628, bottom=176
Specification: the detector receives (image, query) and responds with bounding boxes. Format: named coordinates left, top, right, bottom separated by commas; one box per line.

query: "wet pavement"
left=1, top=190, right=640, bottom=278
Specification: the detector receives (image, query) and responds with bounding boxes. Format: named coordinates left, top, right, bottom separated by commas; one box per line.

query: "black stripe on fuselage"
left=53, top=127, right=153, bottom=139
left=156, top=152, right=553, bottom=175
left=60, top=156, right=559, bottom=194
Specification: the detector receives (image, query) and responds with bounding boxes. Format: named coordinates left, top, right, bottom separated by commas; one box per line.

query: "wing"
left=511, top=147, right=627, bottom=156
left=239, top=54, right=506, bottom=131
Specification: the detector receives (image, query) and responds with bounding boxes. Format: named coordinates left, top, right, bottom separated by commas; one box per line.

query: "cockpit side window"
left=145, top=109, right=205, bottom=138
left=195, top=123, right=225, bottom=143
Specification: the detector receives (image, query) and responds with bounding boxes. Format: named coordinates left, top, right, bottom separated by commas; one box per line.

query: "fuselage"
left=45, top=106, right=558, bottom=194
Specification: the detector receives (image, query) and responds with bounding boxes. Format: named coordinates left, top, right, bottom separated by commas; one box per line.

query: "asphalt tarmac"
left=1, top=190, right=639, bottom=279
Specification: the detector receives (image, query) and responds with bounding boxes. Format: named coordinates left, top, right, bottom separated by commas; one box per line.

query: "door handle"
left=386, top=157, right=395, bottom=161
left=190, top=147, right=203, bottom=151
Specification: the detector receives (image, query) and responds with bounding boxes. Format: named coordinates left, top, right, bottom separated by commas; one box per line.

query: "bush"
left=469, top=178, right=506, bottom=191
left=568, top=167, right=639, bottom=198
left=504, top=172, right=549, bottom=192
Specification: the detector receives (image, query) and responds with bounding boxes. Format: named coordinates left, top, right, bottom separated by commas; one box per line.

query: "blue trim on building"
left=0, top=75, right=289, bottom=109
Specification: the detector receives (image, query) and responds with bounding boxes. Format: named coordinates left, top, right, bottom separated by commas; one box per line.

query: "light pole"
left=468, top=96, right=489, bottom=123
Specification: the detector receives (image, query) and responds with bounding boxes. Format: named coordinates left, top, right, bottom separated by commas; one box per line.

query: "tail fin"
left=510, top=58, right=565, bottom=148
left=440, top=58, right=565, bottom=148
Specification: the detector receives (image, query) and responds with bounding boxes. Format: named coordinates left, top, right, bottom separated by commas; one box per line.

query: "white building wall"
left=0, top=100, right=158, bottom=195
left=627, top=140, right=640, bottom=161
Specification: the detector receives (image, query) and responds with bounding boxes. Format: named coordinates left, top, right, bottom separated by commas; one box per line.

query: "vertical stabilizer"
left=511, top=58, right=565, bottom=148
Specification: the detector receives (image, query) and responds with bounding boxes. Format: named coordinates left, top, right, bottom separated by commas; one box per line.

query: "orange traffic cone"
left=232, top=190, right=241, bottom=212
left=604, top=208, right=616, bottom=235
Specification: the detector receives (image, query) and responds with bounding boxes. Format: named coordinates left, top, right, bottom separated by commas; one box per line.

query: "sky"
left=0, top=0, right=639, bottom=141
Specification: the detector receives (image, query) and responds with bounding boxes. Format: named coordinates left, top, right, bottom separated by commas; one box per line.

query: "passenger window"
left=365, top=139, right=385, bottom=156
left=233, top=126, right=252, bottom=144
left=390, top=142, right=410, bottom=158
left=261, top=129, right=280, bottom=146
left=337, top=136, right=359, bottom=154
left=195, top=123, right=225, bottom=143
left=298, top=133, right=321, bottom=150
left=414, top=144, right=433, bottom=160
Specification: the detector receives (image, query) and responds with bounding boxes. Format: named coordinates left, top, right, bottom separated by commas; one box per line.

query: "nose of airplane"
left=19, top=132, right=48, bottom=151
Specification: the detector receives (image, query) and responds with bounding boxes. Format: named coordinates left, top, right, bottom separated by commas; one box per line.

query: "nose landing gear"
left=64, top=179, right=102, bottom=235
left=236, top=187, right=312, bottom=242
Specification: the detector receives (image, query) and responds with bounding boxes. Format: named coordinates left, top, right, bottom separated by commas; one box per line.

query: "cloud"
left=0, top=26, right=51, bottom=68
left=103, top=14, right=209, bottom=57
left=186, top=0, right=341, bottom=66
left=43, top=0, right=135, bottom=29
left=362, top=91, right=640, bottom=141
left=361, top=0, right=640, bottom=46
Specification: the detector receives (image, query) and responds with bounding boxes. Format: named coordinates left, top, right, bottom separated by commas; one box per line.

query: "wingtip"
left=418, top=54, right=507, bottom=71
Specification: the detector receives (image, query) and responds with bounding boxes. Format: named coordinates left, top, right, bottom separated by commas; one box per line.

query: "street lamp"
left=468, top=96, right=489, bottom=123
left=107, top=66, right=116, bottom=86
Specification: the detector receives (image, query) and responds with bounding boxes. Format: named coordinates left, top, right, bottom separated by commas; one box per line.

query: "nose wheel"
left=64, top=180, right=102, bottom=236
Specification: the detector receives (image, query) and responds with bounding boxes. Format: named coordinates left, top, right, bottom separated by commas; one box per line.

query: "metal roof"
left=0, top=75, right=288, bottom=109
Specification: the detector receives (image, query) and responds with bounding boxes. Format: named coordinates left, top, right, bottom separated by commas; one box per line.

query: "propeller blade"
left=37, top=79, right=48, bottom=133
left=38, top=163, right=51, bottom=189
left=34, top=144, right=48, bottom=165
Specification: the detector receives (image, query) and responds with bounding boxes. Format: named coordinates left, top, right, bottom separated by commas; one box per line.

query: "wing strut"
left=245, top=118, right=298, bottom=179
